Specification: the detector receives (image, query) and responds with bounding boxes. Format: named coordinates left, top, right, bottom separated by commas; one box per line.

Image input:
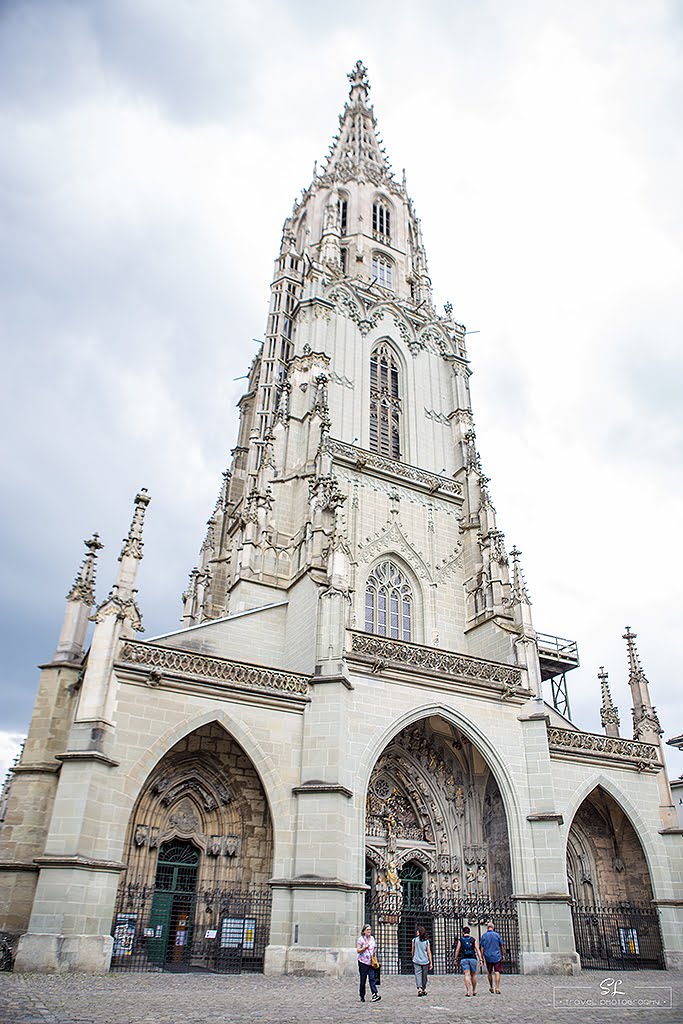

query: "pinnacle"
left=319, top=61, right=398, bottom=190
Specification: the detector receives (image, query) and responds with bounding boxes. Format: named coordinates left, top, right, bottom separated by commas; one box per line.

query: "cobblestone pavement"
left=1, top=971, right=682, bottom=1024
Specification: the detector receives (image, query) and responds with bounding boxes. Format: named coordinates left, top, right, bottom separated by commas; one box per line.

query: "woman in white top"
left=356, top=925, right=381, bottom=1002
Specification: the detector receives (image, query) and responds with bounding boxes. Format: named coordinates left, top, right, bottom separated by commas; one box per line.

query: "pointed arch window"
left=338, top=196, right=348, bottom=235
left=372, top=200, right=391, bottom=241
left=370, top=343, right=401, bottom=459
left=364, top=560, right=413, bottom=641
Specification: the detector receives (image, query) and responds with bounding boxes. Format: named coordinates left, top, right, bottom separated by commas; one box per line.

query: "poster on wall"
left=220, top=917, right=257, bottom=950
left=112, top=913, right=137, bottom=956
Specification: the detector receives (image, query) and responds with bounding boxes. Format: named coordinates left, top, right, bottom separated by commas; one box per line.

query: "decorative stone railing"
left=327, top=438, right=463, bottom=497
left=349, top=631, right=523, bottom=688
left=117, top=641, right=310, bottom=697
left=547, top=726, right=660, bottom=769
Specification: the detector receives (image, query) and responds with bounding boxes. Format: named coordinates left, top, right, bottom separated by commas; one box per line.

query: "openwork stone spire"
left=321, top=60, right=398, bottom=190
left=598, top=666, right=620, bottom=738
left=66, top=533, right=103, bottom=605
left=510, top=546, right=531, bottom=606
left=623, top=626, right=662, bottom=742
left=54, top=533, right=104, bottom=663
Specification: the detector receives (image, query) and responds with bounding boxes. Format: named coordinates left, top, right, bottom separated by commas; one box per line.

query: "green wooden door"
left=146, top=841, right=199, bottom=966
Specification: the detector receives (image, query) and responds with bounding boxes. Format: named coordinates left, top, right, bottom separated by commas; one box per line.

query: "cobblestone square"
left=1, top=971, right=682, bottom=1024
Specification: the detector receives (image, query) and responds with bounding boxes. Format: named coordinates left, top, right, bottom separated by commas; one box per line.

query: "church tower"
left=4, top=62, right=682, bottom=978
left=182, top=60, right=532, bottom=684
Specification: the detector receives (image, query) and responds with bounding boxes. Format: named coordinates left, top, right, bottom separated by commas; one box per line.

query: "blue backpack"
left=460, top=934, right=476, bottom=958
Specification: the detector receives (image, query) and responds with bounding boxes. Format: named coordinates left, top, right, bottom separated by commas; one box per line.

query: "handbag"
left=370, top=953, right=379, bottom=969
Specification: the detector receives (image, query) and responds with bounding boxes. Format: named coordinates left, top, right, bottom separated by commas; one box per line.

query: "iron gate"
left=367, top=893, right=519, bottom=975
left=110, top=882, right=272, bottom=974
left=572, top=903, right=665, bottom=971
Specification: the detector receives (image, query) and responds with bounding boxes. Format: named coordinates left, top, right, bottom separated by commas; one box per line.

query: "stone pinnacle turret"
left=598, top=665, right=620, bottom=738
left=53, top=533, right=103, bottom=663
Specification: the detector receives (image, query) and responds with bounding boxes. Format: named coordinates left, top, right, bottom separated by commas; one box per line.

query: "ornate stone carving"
left=308, top=475, right=347, bottom=513
left=327, top=438, right=463, bottom=497
left=424, top=408, right=450, bottom=425
left=117, top=640, right=310, bottom=696
left=547, top=726, right=660, bottom=767
left=350, top=631, right=523, bottom=687
left=169, top=801, right=200, bottom=834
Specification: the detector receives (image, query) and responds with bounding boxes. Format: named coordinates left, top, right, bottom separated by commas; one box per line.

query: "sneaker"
left=371, top=993, right=382, bottom=1001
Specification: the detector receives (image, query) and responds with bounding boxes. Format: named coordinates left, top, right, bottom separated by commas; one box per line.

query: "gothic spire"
left=598, top=665, right=620, bottom=738
left=66, top=533, right=103, bottom=606
left=510, top=546, right=531, bottom=606
left=53, top=533, right=103, bottom=663
left=321, top=60, right=397, bottom=189
left=115, top=489, right=151, bottom=599
left=623, top=626, right=662, bottom=742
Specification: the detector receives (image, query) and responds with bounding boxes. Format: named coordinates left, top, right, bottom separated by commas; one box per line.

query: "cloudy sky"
left=1, top=0, right=682, bottom=784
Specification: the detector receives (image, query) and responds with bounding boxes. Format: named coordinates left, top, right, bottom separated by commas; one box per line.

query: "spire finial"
left=598, top=665, right=620, bottom=737
left=347, top=59, right=370, bottom=99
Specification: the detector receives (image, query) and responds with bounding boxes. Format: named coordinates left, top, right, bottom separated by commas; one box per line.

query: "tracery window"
left=370, top=343, right=401, bottom=458
left=372, top=200, right=391, bottom=241
left=364, top=560, right=413, bottom=641
left=371, top=254, right=393, bottom=290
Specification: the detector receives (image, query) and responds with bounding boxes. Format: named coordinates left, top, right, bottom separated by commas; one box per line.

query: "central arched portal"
left=110, top=722, right=273, bottom=974
left=365, top=716, right=519, bottom=974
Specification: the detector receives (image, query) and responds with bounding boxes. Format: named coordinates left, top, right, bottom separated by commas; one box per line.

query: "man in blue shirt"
left=479, top=921, right=505, bottom=994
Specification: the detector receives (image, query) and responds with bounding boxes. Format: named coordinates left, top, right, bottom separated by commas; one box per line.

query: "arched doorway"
left=111, top=722, right=273, bottom=973
left=567, top=787, right=665, bottom=970
left=365, top=716, right=519, bottom=974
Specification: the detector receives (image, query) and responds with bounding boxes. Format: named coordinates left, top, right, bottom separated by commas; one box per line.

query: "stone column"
left=515, top=703, right=580, bottom=974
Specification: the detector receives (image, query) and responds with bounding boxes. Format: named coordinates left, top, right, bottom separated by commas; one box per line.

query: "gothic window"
left=372, top=199, right=391, bottom=241
left=340, top=247, right=348, bottom=273
left=371, top=254, right=393, bottom=290
left=364, top=560, right=413, bottom=641
left=370, top=343, right=401, bottom=458
left=338, top=196, right=348, bottom=235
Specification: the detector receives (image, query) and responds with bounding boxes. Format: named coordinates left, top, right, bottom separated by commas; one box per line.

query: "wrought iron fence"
left=366, top=893, right=519, bottom=975
left=572, top=903, right=665, bottom=971
left=110, top=882, right=272, bottom=974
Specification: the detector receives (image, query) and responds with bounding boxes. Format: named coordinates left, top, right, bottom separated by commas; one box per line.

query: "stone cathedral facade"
left=1, top=63, right=681, bottom=976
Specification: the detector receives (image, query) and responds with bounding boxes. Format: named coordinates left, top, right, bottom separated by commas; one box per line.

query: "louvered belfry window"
left=370, top=343, right=401, bottom=459
left=364, top=560, right=413, bottom=641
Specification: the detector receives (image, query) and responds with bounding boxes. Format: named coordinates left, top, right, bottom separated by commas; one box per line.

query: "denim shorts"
left=460, top=957, right=478, bottom=973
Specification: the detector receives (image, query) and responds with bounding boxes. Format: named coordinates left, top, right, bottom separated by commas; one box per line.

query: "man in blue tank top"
left=479, top=921, right=505, bottom=994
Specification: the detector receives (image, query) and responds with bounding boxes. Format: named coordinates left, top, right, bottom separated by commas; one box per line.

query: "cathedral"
left=1, top=62, right=681, bottom=977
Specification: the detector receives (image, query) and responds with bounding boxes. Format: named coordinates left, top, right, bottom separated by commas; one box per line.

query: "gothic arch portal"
left=565, top=785, right=654, bottom=907
left=364, top=714, right=514, bottom=902
left=119, top=721, right=274, bottom=893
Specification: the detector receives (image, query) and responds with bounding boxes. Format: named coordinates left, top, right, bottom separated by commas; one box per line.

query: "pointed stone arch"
left=360, top=706, right=525, bottom=899
left=121, top=708, right=286, bottom=838
left=563, top=781, right=657, bottom=906
left=119, top=721, right=274, bottom=895
left=563, top=773, right=661, bottom=888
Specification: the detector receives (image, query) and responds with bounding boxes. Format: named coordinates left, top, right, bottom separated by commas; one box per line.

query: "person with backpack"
left=453, top=926, right=481, bottom=996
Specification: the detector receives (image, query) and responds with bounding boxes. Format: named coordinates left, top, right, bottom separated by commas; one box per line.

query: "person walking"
left=356, top=924, right=381, bottom=1003
left=453, top=925, right=481, bottom=997
left=411, top=925, right=433, bottom=996
left=479, top=921, right=505, bottom=994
